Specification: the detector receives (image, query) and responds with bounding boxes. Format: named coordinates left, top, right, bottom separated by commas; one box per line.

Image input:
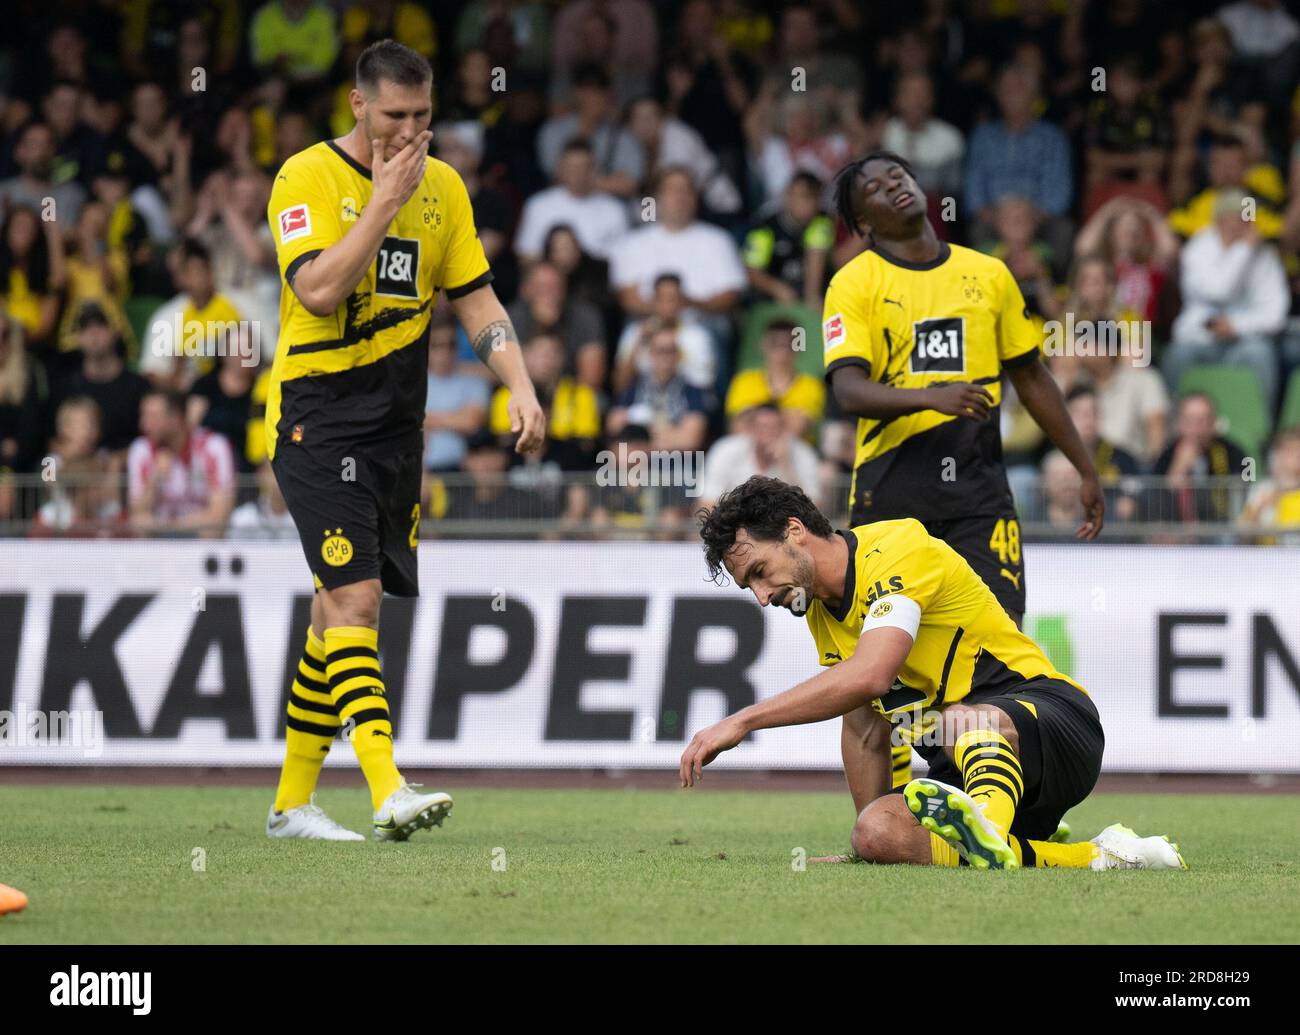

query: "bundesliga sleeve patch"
left=278, top=204, right=311, bottom=244
left=824, top=314, right=845, bottom=351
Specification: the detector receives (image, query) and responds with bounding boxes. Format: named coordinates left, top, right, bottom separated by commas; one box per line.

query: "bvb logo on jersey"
left=961, top=275, right=983, bottom=303
left=870, top=600, right=894, bottom=619
left=322, top=528, right=353, bottom=566
left=421, top=203, right=441, bottom=230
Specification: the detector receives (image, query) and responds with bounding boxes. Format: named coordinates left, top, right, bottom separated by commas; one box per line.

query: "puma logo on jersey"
left=824, top=650, right=843, bottom=661
left=1000, top=567, right=1022, bottom=589
left=883, top=297, right=903, bottom=307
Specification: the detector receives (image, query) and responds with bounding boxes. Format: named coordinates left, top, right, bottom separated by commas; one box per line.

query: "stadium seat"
left=124, top=295, right=165, bottom=357
left=1278, top=368, right=1300, bottom=434
left=1178, top=364, right=1271, bottom=457
left=735, top=302, right=822, bottom=377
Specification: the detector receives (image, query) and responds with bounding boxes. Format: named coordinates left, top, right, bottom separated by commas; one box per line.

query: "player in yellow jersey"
left=681, top=477, right=1187, bottom=872
left=263, top=40, right=546, bottom=842
left=826, top=150, right=1107, bottom=794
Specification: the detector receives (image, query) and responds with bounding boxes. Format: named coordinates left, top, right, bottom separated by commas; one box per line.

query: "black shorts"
left=923, top=512, right=1026, bottom=625
left=272, top=442, right=423, bottom=597
left=901, top=676, right=1105, bottom=843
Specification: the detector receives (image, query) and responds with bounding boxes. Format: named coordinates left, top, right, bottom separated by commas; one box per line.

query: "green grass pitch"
left=0, top=783, right=1296, bottom=943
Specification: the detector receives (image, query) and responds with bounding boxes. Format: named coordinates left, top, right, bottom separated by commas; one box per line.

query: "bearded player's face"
left=725, top=528, right=816, bottom=615
left=358, top=79, right=433, bottom=162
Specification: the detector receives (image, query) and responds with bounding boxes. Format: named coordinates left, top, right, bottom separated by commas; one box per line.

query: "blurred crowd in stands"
left=3, top=0, right=1300, bottom=541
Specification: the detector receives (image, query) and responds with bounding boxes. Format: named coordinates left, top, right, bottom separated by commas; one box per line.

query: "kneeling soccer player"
left=681, top=476, right=1186, bottom=871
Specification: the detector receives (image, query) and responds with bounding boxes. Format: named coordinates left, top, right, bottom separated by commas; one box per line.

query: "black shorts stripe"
left=347, top=707, right=391, bottom=728
left=286, top=714, right=340, bottom=738
left=290, top=691, right=339, bottom=717
left=328, top=665, right=382, bottom=689
left=326, top=646, right=380, bottom=664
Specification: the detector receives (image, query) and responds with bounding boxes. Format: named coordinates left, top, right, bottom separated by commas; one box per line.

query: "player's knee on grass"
left=851, top=797, right=926, bottom=864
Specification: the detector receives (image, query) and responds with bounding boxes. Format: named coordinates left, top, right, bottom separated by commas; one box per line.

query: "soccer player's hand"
left=925, top=382, right=993, bottom=420
left=371, top=130, right=432, bottom=212
left=679, top=716, right=747, bottom=787
left=508, top=392, right=547, bottom=454
left=1077, top=472, right=1105, bottom=540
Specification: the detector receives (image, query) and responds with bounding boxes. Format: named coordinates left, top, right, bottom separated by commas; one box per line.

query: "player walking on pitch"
left=682, top=477, right=1186, bottom=872
left=824, top=151, right=1105, bottom=795
left=264, top=41, right=545, bottom=841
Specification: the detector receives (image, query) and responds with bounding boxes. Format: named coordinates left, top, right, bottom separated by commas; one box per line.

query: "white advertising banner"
left=0, top=540, right=1296, bottom=772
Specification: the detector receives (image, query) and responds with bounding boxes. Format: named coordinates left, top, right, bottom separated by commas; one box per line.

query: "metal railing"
left=0, top=470, right=1292, bottom=543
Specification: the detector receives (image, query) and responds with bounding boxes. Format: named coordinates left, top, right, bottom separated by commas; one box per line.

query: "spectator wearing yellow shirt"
left=250, top=0, right=340, bottom=83
left=1168, top=135, right=1284, bottom=240
left=1240, top=427, right=1300, bottom=543
left=57, top=201, right=133, bottom=358
left=0, top=204, right=65, bottom=356
left=491, top=333, right=601, bottom=471
left=725, top=319, right=824, bottom=442
left=140, top=239, right=245, bottom=392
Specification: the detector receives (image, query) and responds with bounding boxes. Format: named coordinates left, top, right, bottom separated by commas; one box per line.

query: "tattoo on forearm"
left=471, top=319, right=516, bottom=364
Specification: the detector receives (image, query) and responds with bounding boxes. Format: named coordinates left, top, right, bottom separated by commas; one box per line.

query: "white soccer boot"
left=266, top=796, right=365, bottom=841
left=372, top=781, right=453, bottom=842
left=1089, top=823, right=1188, bottom=870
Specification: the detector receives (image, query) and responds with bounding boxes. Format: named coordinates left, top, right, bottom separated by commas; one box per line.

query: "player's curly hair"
left=697, top=476, right=833, bottom=584
left=833, top=149, right=918, bottom=239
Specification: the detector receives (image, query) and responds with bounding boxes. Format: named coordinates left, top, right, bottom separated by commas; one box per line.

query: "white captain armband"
left=861, top=594, right=921, bottom=638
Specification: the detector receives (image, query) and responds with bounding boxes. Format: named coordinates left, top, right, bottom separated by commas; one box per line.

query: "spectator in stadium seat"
left=613, top=274, right=716, bottom=393
left=964, top=65, right=1072, bottom=254
left=982, top=195, right=1060, bottom=321
left=434, top=122, right=508, bottom=265
left=1082, top=55, right=1171, bottom=190
left=56, top=201, right=133, bottom=357
left=424, top=314, right=489, bottom=475
left=187, top=343, right=260, bottom=473
left=1040, top=450, right=1085, bottom=531
left=1169, top=134, right=1283, bottom=239
left=724, top=318, right=824, bottom=442
left=742, top=172, right=833, bottom=308
left=1149, top=392, right=1248, bottom=524
left=608, top=167, right=746, bottom=319
left=443, top=428, right=559, bottom=528
left=0, top=204, right=66, bottom=356
left=1066, top=384, right=1141, bottom=521
left=745, top=85, right=858, bottom=209
left=542, top=224, right=613, bottom=319
left=0, top=310, right=42, bottom=476
left=1239, top=426, right=1300, bottom=541
left=537, top=65, right=644, bottom=198
left=140, top=238, right=245, bottom=392
left=626, top=96, right=742, bottom=217
left=442, top=47, right=507, bottom=127
left=881, top=71, right=965, bottom=202
left=1163, top=189, right=1287, bottom=410
left=40, top=81, right=106, bottom=190
left=127, top=387, right=236, bottom=537
left=589, top=422, right=694, bottom=536
left=490, top=333, right=601, bottom=472
left=454, top=2, right=550, bottom=76
left=514, top=139, right=629, bottom=264
left=551, top=0, right=658, bottom=110
left=698, top=402, right=822, bottom=511
left=758, top=5, right=862, bottom=127
left=606, top=324, right=711, bottom=454
left=228, top=459, right=298, bottom=540
left=32, top=396, right=121, bottom=535
left=0, top=122, right=87, bottom=234
left=249, top=0, right=340, bottom=84
left=50, top=303, right=149, bottom=460
left=1215, top=0, right=1300, bottom=108
left=1076, top=348, right=1170, bottom=468
left=1073, top=196, right=1180, bottom=324
left=506, top=261, right=607, bottom=392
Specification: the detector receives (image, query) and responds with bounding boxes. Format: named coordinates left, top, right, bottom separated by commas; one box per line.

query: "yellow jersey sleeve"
left=823, top=269, right=881, bottom=380
left=861, top=520, right=946, bottom=614
left=268, top=154, right=339, bottom=285
left=994, top=262, right=1041, bottom=368
left=438, top=164, right=492, bottom=297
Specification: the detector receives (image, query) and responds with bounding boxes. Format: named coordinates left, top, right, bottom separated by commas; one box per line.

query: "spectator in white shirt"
left=514, top=139, right=629, bottom=264
left=608, top=166, right=746, bottom=319
left=1164, top=190, right=1288, bottom=409
left=698, top=403, right=822, bottom=509
left=537, top=64, right=644, bottom=198
left=613, top=273, right=717, bottom=392
left=127, top=388, right=235, bottom=537
left=626, top=97, right=741, bottom=216
left=882, top=71, right=965, bottom=200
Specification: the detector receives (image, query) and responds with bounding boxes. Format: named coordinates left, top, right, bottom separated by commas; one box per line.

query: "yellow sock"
left=273, top=629, right=339, bottom=812
left=325, top=625, right=402, bottom=811
left=1011, top=836, right=1099, bottom=868
left=929, top=833, right=961, bottom=867
left=890, top=743, right=913, bottom=789
left=954, top=728, right=1023, bottom=840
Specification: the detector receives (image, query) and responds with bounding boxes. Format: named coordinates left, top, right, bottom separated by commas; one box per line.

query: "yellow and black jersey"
left=822, top=242, right=1040, bottom=522
left=265, top=140, right=492, bottom=460
left=805, top=518, right=1084, bottom=736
